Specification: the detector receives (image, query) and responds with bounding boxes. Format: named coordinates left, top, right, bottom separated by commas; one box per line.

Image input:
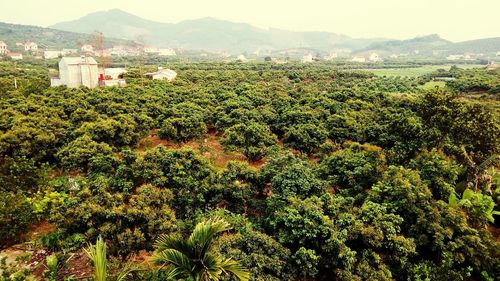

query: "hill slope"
left=361, top=34, right=500, bottom=55
left=0, top=21, right=133, bottom=51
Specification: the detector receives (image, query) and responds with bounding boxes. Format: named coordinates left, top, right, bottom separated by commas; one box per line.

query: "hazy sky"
left=1, top=0, right=499, bottom=42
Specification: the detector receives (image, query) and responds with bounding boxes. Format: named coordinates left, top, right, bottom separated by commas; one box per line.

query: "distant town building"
left=0, top=41, right=7, bottom=54
left=81, top=44, right=94, bottom=53
left=24, top=41, right=38, bottom=52
left=369, top=53, right=383, bottom=62
left=8, top=52, right=23, bottom=60
left=44, top=50, right=62, bottom=59
left=15, top=42, right=24, bottom=47
left=237, top=54, right=248, bottom=62
left=62, top=49, right=78, bottom=56
left=53, top=56, right=99, bottom=88
left=159, top=48, right=176, bottom=56
left=496, top=52, right=500, bottom=57
left=486, top=61, right=499, bottom=70
left=324, top=52, right=338, bottom=61
left=446, top=55, right=463, bottom=61
left=351, top=56, right=366, bottom=63
left=301, top=53, right=314, bottom=63
left=144, top=46, right=159, bottom=54
left=145, top=67, right=177, bottom=81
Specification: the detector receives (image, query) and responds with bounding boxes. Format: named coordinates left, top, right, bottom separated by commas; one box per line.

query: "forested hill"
left=0, top=21, right=133, bottom=50
left=362, top=34, right=500, bottom=54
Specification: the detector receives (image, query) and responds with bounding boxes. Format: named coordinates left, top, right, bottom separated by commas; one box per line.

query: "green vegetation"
left=0, top=61, right=498, bottom=280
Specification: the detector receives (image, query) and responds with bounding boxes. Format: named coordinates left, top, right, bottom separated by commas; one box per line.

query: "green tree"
left=221, top=122, right=276, bottom=161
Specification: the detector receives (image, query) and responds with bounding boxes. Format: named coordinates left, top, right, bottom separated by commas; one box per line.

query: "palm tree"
left=152, top=217, right=250, bottom=281
left=84, top=236, right=134, bottom=281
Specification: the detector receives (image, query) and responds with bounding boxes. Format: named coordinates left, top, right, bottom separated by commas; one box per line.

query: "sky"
left=0, top=0, right=499, bottom=42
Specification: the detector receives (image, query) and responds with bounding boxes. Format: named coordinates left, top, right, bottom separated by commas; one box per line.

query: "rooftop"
left=60, top=56, right=98, bottom=65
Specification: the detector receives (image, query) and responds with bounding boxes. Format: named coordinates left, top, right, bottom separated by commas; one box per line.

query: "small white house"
left=0, top=41, right=8, bottom=54
left=351, top=56, right=366, bottom=63
left=237, top=54, right=248, bottom=62
left=145, top=67, right=177, bottom=81
left=369, top=53, right=382, bottom=62
left=56, top=56, right=99, bottom=88
left=61, top=49, right=78, bottom=56
left=24, top=41, right=38, bottom=52
left=301, top=53, right=314, bottom=63
left=44, top=50, right=62, bottom=59
left=8, top=52, right=23, bottom=60
left=144, top=46, right=159, bottom=54
left=446, top=55, right=463, bottom=61
left=324, top=52, right=338, bottom=61
left=159, top=48, right=176, bottom=56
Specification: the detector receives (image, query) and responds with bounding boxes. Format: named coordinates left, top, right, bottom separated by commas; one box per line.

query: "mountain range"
left=48, top=9, right=390, bottom=54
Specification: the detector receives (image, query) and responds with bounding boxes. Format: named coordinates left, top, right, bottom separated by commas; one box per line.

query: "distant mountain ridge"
left=362, top=34, right=500, bottom=55
left=49, top=9, right=389, bottom=54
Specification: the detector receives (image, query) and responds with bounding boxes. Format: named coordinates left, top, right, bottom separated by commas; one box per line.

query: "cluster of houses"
left=0, top=39, right=177, bottom=61
left=299, top=52, right=383, bottom=63
left=50, top=56, right=177, bottom=89
left=0, top=40, right=39, bottom=60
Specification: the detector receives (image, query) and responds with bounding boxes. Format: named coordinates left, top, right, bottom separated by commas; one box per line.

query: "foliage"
left=152, top=217, right=250, bottom=281
left=221, top=122, right=276, bottom=161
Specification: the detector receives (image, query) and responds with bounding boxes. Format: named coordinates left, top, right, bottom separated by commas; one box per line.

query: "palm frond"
left=84, top=236, right=107, bottom=281
left=152, top=248, right=193, bottom=272
left=189, top=217, right=231, bottom=258
left=115, top=261, right=135, bottom=281
left=154, top=234, right=194, bottom=257
left=219, top=257, right=250, bottom=281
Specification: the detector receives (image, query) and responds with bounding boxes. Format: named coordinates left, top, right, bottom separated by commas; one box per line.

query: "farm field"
left=367, top=64, right=485, bottom=77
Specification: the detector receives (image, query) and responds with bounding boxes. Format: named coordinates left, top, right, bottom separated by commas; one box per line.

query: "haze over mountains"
left=49, top=9, right=500, bottom=55
left=0, top=8, right=498, bottom=56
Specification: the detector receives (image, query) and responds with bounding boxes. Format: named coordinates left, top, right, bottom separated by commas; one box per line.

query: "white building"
left=24, top=42, right=38, bottom=52
left=0, top=41, right=8, bottom=54
left=301, top=53, right=314, bottom=63
left=237, top=54, right=248, bottom=62
left=145, top=67, right=177, bottom=81
left=55, top=57, right=99, bottom=88
left=9, top=52, right=23, bottom=60
left=159, top=48, right=176, bottom=56
left=144, top=46, right=159, bottom=54
left=62, top=49, right=78, bottom=56
left=44, top=50, right=62, bottom=59
left=324, top=52, right=338, bottom=61
left=81, top=44, right=94, bottom=53
left=369, top=53, right=383, bottom=62
left=446, top=55, right=463, bottom=61
left=351, top=56, right=366, bottom=63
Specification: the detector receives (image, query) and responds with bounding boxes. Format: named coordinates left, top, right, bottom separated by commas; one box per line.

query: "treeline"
left=0, top=61, right=499, bottom=280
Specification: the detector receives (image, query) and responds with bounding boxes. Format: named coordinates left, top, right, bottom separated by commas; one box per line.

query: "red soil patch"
left=488, top=225, right=500, bottom=241
left=24, top=221, right=56, bottom=241
left=137, top=130, right=267, bottom=169
left=61, top=251, right=93, bottom=280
